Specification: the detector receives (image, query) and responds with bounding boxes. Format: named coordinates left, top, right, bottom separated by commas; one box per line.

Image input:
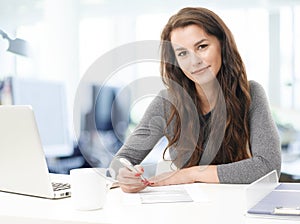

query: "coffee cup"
left=70, top=168, right=111, bottom=210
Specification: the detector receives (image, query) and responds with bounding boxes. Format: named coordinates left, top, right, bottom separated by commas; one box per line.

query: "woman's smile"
left=191, top=65, right=211, bottom=75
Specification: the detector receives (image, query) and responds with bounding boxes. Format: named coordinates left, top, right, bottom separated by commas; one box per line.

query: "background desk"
left=0, top=183, right=299, bottom=224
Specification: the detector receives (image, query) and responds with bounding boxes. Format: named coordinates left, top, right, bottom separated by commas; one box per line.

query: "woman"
left=110, top=7, right=281, bottom=193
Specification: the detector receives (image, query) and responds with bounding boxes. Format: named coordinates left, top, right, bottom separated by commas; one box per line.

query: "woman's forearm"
left=189, top=165, right=220, bottom=183
left=151, top=165, right=220, bottom=186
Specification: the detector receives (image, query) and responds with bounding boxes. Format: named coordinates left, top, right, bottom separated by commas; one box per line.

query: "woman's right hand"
left=117, top=165, right=149, bottom=193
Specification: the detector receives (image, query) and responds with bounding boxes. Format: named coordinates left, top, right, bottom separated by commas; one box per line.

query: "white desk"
left=0, top=183, right=299, bottom=224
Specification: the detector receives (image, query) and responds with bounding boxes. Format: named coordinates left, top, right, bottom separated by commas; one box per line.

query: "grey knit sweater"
left=111, top=80, right=281, bottom=184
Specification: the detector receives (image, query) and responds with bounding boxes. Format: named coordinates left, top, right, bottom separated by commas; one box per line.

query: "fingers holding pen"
left=133, top=165, right=153, bottom=186
left=117, top=165, right=144, bottom=184
left=117, top=165, right=148, bottom=193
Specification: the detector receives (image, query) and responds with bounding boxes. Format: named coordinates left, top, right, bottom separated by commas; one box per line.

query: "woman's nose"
left=190, top=52, right=202, bottom=67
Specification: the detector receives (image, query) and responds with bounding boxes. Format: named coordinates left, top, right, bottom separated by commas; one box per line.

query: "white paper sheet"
left=122, top=183, right=210, bottom=205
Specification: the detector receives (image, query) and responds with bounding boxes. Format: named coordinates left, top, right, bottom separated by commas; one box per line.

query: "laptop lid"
left=0, top=105, right=55, bottom=198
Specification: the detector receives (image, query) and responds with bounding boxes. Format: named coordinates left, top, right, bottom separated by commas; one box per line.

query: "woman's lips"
left=191, top=66, right=210, bottom=75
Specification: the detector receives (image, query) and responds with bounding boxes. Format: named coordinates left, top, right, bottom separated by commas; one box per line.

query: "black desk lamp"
left=0, top=29, right=30, bottom=57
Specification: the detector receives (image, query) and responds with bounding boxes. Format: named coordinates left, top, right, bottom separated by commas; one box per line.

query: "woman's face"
left=170, top=24, right=222, bottom=85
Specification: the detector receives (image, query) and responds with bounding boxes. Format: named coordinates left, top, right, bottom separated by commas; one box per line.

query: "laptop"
left=0, top=105, right=71, bottom=199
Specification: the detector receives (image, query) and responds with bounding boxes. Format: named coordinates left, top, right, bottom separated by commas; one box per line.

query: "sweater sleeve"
left=217, top=81, right=281, bottom=184
left=109, top=90, right=168, bottom=175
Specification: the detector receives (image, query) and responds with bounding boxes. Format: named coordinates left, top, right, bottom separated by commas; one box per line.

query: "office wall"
left=1, top=0, right=300, bottom=142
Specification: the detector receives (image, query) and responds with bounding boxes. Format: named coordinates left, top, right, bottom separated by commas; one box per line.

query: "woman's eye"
left=178, top=51, right=188, bottom=57
left=198, top=44, right=208, bottom=50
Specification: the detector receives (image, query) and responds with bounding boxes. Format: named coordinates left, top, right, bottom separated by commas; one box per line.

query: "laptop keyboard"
left=52, top=182, right=71, bottom=191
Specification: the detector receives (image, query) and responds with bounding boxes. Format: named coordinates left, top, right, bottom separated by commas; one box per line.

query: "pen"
left=119, top=158, right=149, bottom=183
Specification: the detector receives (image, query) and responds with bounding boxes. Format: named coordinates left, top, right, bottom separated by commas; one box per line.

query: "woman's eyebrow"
left=173, top=38, right=209, bottom=51
left=193, top=39, right=208, bottom=47
left=174, top=46, right=186, bottom=52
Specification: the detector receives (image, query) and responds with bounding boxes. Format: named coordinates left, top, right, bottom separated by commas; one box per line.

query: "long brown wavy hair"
left=160, top=7, right=251, bottom=168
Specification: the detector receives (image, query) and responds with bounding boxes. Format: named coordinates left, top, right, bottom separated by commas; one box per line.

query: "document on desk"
left=139, top=185, right=193, bottom=204
left=122, top=183, right=210, bottom=205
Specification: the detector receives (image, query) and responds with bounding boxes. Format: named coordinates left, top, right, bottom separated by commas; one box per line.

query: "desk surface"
left=0, top=183, right=299, bottom=224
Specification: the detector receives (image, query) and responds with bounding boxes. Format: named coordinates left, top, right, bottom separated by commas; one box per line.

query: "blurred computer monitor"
left=81, top=84, right=130, bottom=164
left=10, top=77, right=73, bottom=158
left=84, top=85, right=130, bottom=139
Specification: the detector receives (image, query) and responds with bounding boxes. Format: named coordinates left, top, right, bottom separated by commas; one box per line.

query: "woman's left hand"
left=149, top=165, right=219, bottom=186
left=150, top=167, right=195, bottom=187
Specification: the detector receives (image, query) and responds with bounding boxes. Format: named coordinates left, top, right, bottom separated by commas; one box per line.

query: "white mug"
left=70, top=168, right=111, bottom=211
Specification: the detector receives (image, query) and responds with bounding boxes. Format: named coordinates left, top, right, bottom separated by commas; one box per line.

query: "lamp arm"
left=0, top=28, right=31, bottom=57
left=0, top=29, right=11, bottom=40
